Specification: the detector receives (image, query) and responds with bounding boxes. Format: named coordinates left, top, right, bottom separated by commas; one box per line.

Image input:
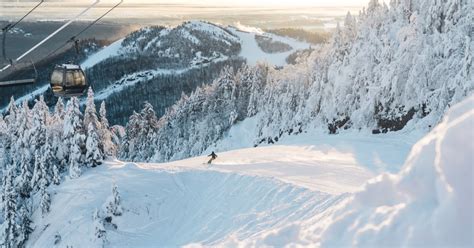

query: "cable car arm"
left=0, top=0, right=100, bottom=72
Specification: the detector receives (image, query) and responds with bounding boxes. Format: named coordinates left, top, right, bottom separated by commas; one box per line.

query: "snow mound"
left=231, top=94, right=474, bottom=247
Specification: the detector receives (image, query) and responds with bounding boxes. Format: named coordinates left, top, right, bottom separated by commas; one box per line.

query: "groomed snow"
left=81, top=38, right=124, bottom=69
left=28, top=164, right=341, bottom=247
left=228, top=25, right=312, bottom=67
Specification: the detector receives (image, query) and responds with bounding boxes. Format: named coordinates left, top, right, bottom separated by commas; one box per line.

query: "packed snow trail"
left=228, top=25, right=311, bottom=66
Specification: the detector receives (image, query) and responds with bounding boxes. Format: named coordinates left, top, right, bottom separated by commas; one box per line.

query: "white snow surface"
left=228, top=26, right=312, bottom=67
left=80, top=23, right=311, bottom=70
left=27, top=95, right=472, bottom=247
left=81, top=38, right=124, bottom=69
left=217, top=94, right=474, bottom=247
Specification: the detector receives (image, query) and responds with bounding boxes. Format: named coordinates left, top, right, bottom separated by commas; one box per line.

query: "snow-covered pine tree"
left=120, top=111, right=141, bottom=160
left=0, top=115, right=6, bottom=133
left=30, top=150, right=43, bottom=192
left=40, top=137, right=54, bottom=184
left=39, top=179, right=50, bottom=217
left=69, top=133, right=84, bottom=179
left=52, top=132, right=66, bottom=173
left=16, top=204, right=34, bottom=247
left=84, top=87, right=100, bottom=132
left=99, top=101, right=114, bottom=156
left=86, top=123, right=103, bottom=168
left=4, top=97, right=17, bottom=128
left=15, top=101, right=33, bottom=198
left=53, top=97, right=65, bottom=123
left=2, top=169, right=17, bottom=248
left=106, top=183, right=122, bottom=217
left=136, top=102, right=159, bottom=160
left=93, top=208, right=107, bottom=246
left=52, top=163, right=61, bottom=185
left=63, top=97, right=85, bottom=165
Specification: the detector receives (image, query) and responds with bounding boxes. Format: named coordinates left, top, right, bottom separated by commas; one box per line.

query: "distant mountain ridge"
left=120, top=0, right=474, bottom=163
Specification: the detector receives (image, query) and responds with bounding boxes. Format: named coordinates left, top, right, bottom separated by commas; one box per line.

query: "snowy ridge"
left=81, top=21, right=241, bottom=70
left=183, top=21, right=240, bottom=45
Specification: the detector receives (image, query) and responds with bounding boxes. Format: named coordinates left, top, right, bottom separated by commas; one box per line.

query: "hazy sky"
left=132, top=0, right=369, bottom=7
left=122, top=0, right=369, bottom=7
left=0, top=0, right=369, bottom=7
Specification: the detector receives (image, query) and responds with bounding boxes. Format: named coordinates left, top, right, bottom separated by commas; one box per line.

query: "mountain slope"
left=119, top=0, right=473, bottom=163
left=26, top=130, right=416, bottom=247
left=26, top=94, right=472, bottom=247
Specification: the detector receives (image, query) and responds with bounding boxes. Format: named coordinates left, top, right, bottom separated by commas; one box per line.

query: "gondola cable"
left=1, top=0, right=45, bottom=63
left=0, top=0, right=101, bottom=88
left=47, top=0, right=123, bottom=98
left=44, top=0, right=124, bottom=62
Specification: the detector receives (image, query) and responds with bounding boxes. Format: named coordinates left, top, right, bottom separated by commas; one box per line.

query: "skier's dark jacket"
left=208, top=152, right=218, bottom=159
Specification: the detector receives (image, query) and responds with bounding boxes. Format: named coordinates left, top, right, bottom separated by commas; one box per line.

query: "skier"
left=207, top=151, right=218, bottom=164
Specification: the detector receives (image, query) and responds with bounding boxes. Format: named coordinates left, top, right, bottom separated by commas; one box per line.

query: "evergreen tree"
left=69, top=133, right=84, bottom=179
left=16, top=205, right=34, bottom=247
left=39, top=180, right=51, bottom=217
left=84, top=87, right=100, bottom=131
left=99, top=101, right=114, bottom=156
left=53, top=97, right=65, bottom=123
left=15, top=101, right=33, bottom=198
left=106, top=183, right=122, bottom=216
left=93, top=209, right=107, bottom=246
left=2, top=169, right=17, bottom=248
left=63, top=97, right=85, bottom=165
left=86, top=123, right=103, bottom=168
left=30, top=151, right=43, bottom=192
left=52, top=163, right=61, bottom=185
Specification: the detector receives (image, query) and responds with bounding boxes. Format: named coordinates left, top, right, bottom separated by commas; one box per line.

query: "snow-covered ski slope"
left=227, top=25, right=311, bottom=66
left=28, top=131, right=417, bottom=247
left=81, top=22, right=311, bottom=70
left=28, top=95, right=473, bottom=247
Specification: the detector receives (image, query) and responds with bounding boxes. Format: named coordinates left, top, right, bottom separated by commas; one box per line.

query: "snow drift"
left=320, top=94, right=474, bottom=247
left=229, top=94, right=474, bottom=247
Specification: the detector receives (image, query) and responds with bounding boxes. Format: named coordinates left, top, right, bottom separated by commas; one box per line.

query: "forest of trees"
left=120, top=65, right=268, bottom=162
left=255, top=35, right=293, bottom=53
left=266, top=28, right=330, bottom=45
left=0, top=88, right=118, bottom=247
left=84, top=21, right=244, bottom=125
left=101, top=58, right=245, bottom=125
left=120, top=0, right=473, bottom=163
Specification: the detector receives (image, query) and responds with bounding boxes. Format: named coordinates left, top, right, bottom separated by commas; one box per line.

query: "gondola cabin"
left=50, top=64, right=88, bottom=97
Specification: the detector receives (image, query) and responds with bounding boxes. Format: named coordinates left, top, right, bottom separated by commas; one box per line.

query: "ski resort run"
left=26, top=95, right=473, bottom=247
